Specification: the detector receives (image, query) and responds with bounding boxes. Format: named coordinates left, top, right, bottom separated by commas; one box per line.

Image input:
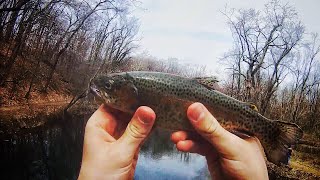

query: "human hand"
left=78, top=104, right=156, bottom=180
left=171, top=103, right=268, bottom=180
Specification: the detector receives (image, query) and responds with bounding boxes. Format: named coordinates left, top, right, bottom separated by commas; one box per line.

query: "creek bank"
left=0, top=100, right=96, bottom=139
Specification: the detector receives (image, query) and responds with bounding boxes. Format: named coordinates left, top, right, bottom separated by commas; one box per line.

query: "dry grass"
left=291, top=151, right=320, bottom=175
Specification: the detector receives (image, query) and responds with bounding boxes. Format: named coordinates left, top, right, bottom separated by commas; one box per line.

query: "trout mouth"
left=90, top=84, right=101, bottom=98
left=90, top=83, right=112, bottom=104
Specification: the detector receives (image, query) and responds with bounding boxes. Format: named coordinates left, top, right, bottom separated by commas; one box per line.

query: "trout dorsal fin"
left=194, top=76, right=219, bottom=90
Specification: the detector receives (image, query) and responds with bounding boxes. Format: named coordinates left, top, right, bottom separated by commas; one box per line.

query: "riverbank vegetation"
left=221, top=0, right=320, bottom=138
left=2, top=0, right=319, bottom=137
left=0, top=0, right=320, bottom=179
left=0, top=0, right=206, bottom=107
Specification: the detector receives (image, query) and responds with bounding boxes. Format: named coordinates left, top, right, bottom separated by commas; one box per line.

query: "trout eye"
left=105, top=81, right=112, bottom=89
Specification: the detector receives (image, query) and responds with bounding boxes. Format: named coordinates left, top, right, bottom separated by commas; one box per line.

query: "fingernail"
left=190, top=103, right=205, bottom=122
left=138, top=112, right=154, bottom=124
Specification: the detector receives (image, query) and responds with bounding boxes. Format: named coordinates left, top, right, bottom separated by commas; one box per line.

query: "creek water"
left=0, top=111, right=210, bottom=180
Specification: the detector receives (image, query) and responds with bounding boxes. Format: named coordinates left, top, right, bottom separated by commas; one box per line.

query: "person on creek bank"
left=78, top=103, right=268, bottom=180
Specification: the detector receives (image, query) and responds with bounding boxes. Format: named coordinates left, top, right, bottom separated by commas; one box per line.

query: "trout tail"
left=261, top=120, right=303, bottom=165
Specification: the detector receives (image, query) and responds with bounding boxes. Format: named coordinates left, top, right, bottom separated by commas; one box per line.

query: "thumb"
left=187, top=103, right=244, bottom=157
left=118, top=106, right=156, bottom=152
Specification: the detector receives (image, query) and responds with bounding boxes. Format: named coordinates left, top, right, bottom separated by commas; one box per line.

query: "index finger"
left=87, top=104, right=131, bottom=137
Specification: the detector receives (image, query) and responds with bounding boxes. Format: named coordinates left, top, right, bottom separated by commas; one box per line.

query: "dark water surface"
left=0, top=111, right=209, bottom=180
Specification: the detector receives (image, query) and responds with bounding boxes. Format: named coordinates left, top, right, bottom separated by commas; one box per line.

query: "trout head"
left=90, top=73, right=139, bottom=113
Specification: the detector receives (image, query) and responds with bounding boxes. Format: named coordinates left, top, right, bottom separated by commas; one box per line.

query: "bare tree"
left=42, top=0, right=123, bottom=91
left=288, top=33, right=320, bottom=123
left=0, top=0, right=138, bottom=103
left=222, top=0, right=304, bottom=114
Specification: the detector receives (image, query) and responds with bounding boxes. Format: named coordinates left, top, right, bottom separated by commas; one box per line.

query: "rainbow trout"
left=90, top=71, right=303, bottom=165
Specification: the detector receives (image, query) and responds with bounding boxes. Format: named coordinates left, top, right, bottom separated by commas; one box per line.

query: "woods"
left=221, top=0, right=320, bottom=136
left=0, top=0, right=137, bottom=98
left=1, top=1, right=320, bottom=179
left=0, top=0, right=319, bottom=137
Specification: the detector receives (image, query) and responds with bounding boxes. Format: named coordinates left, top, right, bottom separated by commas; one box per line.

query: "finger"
left=85, top=104, right=120, bottom=142
left=176, top=140, right=218, bottom=158
left=171, top=131, right=188, bottom=143
left=104, top=106, right=133, bottom=139
left=171, top=131, right=206, bottom=143
left=118, top=106, right=156, bottom=152
left=106, top=106, right=132, bottom=123
left=187, top=103, right=245, bottom=158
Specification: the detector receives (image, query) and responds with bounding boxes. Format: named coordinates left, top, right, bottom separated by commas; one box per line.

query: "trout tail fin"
left=262, top=120, right=303, bottom=165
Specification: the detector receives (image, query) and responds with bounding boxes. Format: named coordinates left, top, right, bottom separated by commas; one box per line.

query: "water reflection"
left=0, top=112, right=209, bottom=179
left=136, top=152, right=209, bottom=180
left=137, top=129, right=210, bottom=179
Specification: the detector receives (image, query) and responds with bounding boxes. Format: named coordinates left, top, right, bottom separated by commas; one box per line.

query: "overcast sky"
left=131, top=0, right=320, bottom=78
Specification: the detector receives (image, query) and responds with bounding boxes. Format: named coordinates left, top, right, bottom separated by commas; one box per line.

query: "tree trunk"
left=0, top=19, right=26, bottom=85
